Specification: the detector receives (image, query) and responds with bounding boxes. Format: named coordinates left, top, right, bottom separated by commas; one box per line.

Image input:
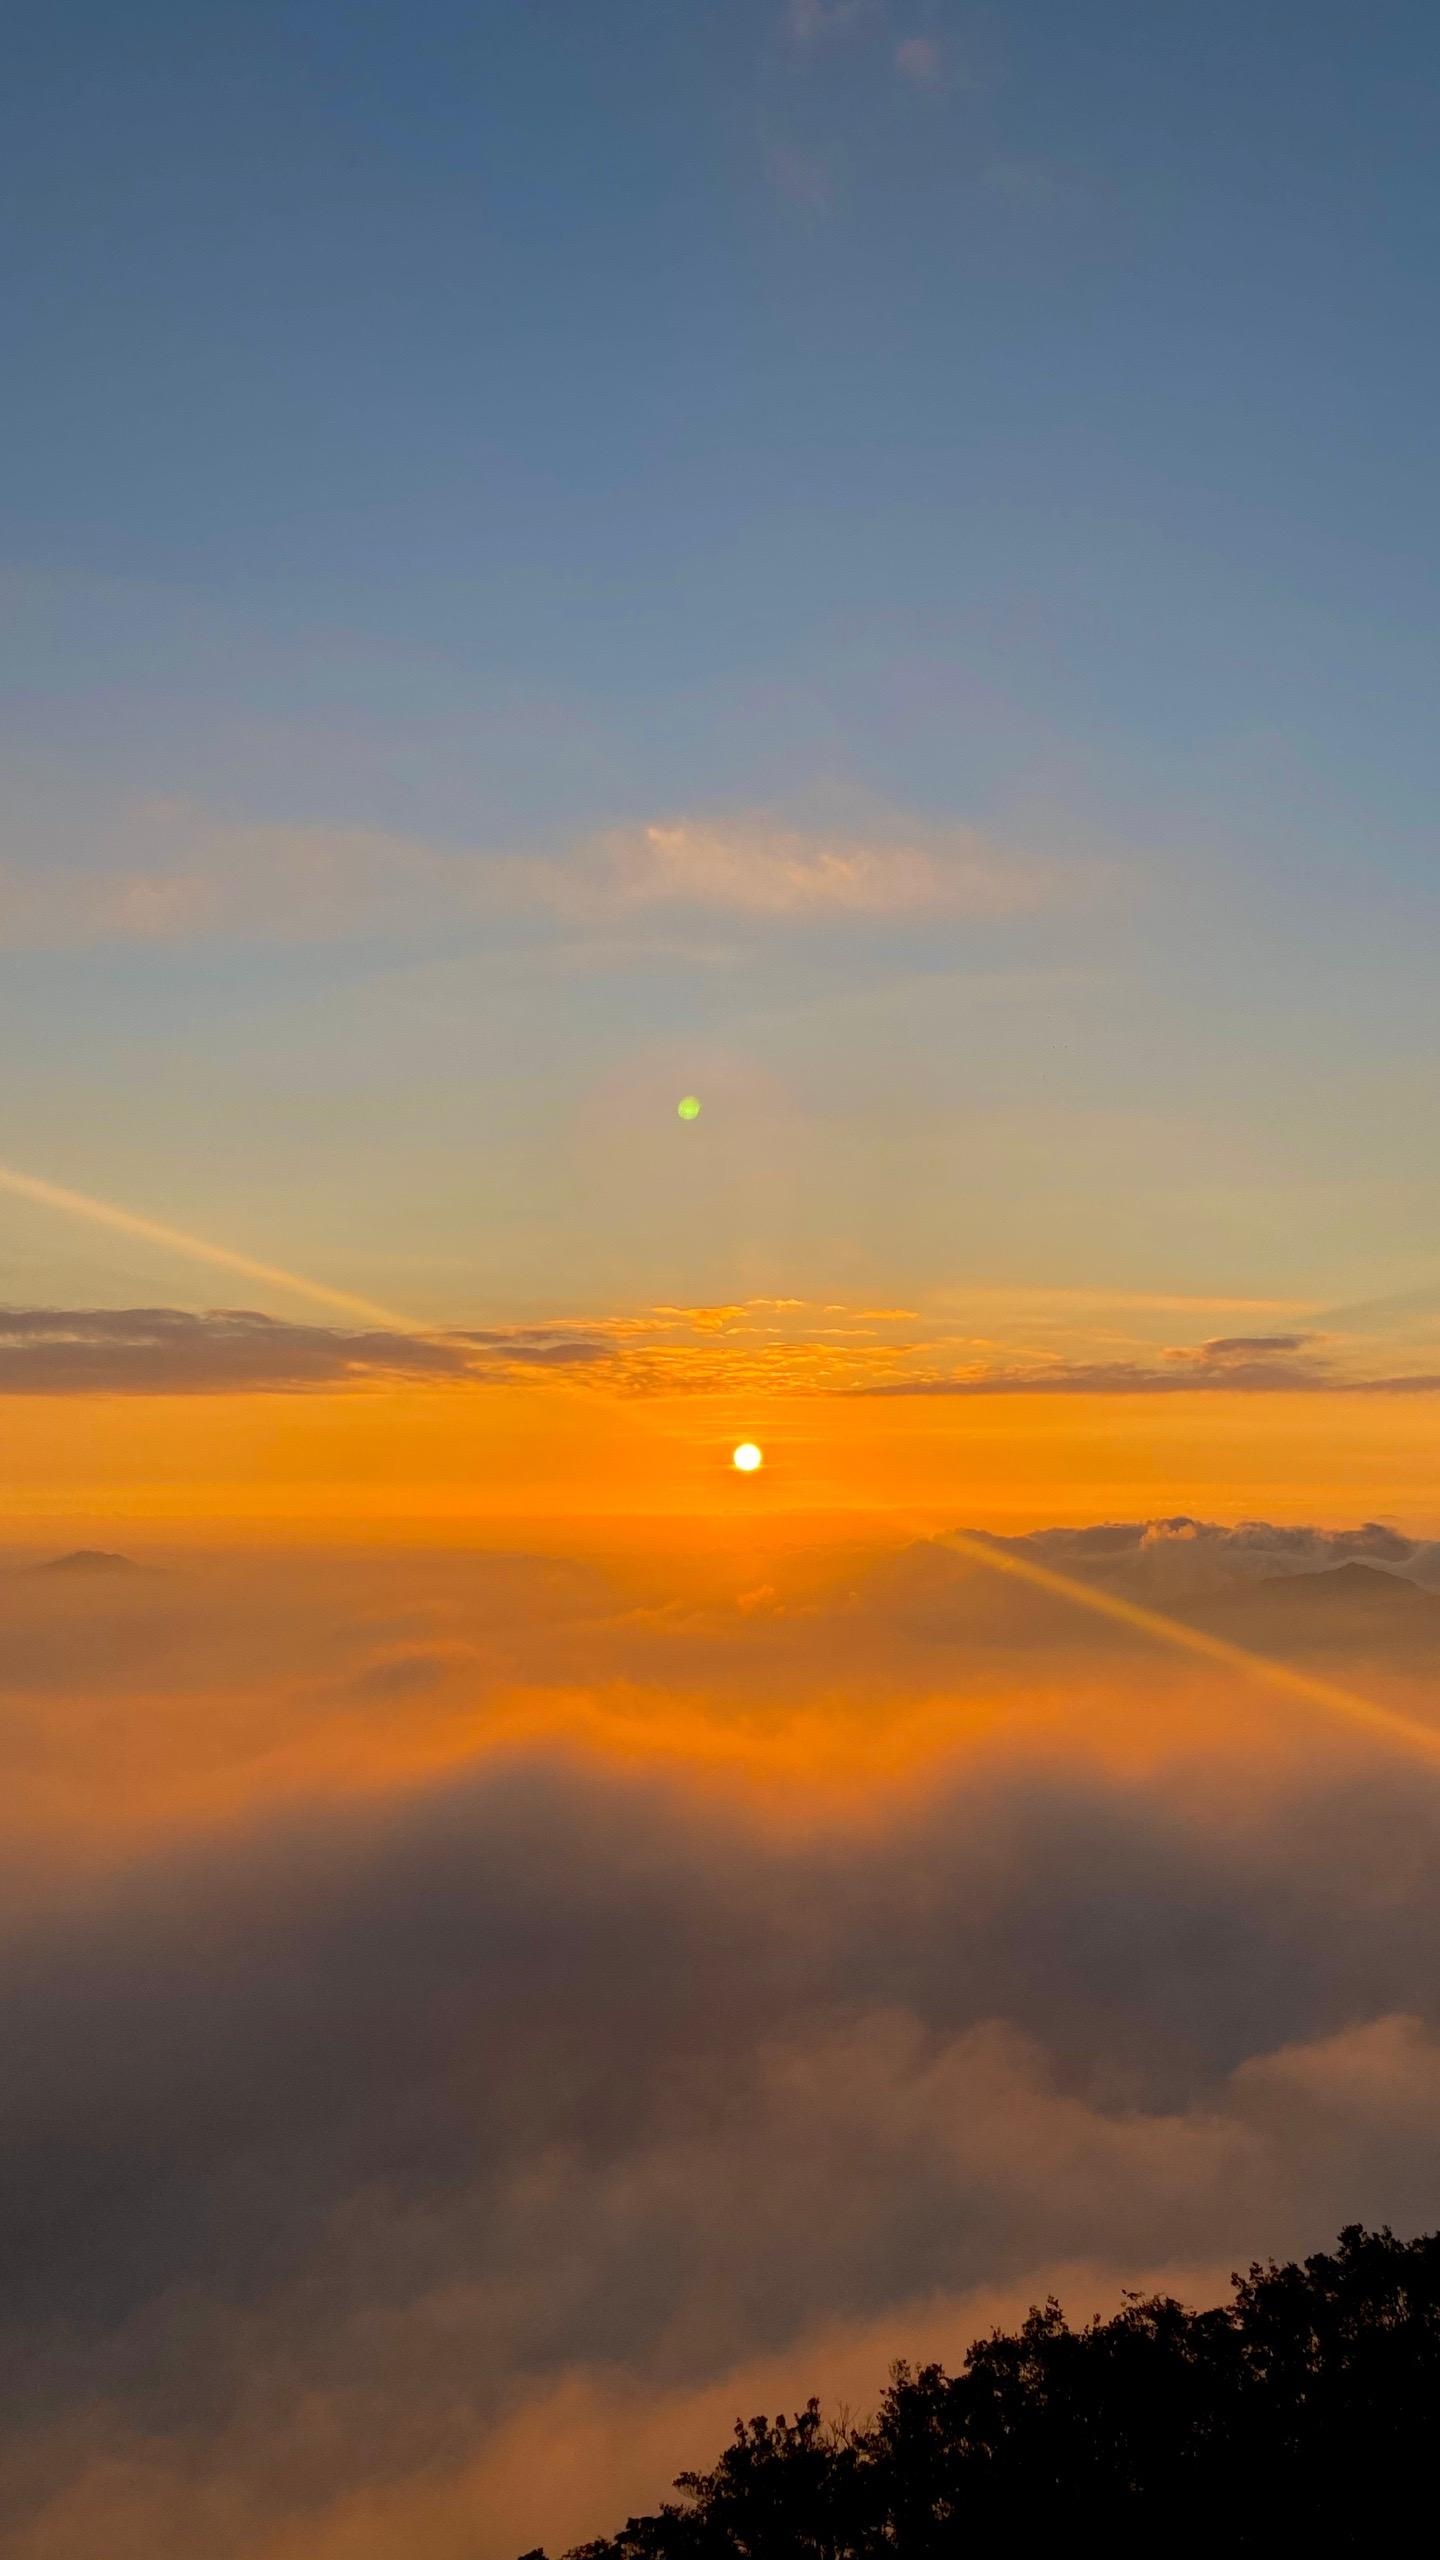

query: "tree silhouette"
left=520, top=2224, right=1440, bottom=2555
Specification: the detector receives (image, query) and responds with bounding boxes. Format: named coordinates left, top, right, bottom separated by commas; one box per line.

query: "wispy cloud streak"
left=0, top=800, right=1076, bottom=946
left=0, top=1305, right=610, bottom=1393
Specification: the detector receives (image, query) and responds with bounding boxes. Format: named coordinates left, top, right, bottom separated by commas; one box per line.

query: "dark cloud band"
left=0, top=1306, right=612, bottom=1394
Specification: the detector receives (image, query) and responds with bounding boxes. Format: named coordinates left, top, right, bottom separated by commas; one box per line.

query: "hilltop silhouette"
left=1180, top=1560, right=1440, bottom=1659
left=521, top=2223, right=1440, bottom=2555
left=31, top=1548, right=142, bottom=1577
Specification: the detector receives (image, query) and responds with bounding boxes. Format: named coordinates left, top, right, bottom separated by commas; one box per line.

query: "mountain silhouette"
left=32, top=1549, right=142, bottom=1577
left=1179, top=1560, right=1440, bottom=1657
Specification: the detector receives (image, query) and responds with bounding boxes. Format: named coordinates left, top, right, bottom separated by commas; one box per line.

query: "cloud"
left=8, top=1301, right=1440, bottom=1403
left=0, top=1296, right=921, bottom=1400
left=894, top=33, right=942, bottom=84
left=856, top=1334, right=1440, bottom=1398
left=781, top=0, right=875, bottom=48
left=0, top=1307, right=611, bottom=1395
left=979, top=157, right=1081, bottom=214
left=1015, top=1515, right=1421, bottom=1574
left=6, top=1651, right=1440, bottom=2558
left=0, top=798, right=1069, bottom=949
left=920, top=1514, right=1440, bottom=1612
left=573, top=813, right=1047, bottom=919
left=763, top=138, right=834, bottom=213
left=0, top=804, right=467, bottom=950
left=850, top=1514, right=1440, bottom=1664
left=780, top=0, right=944, bottom=84
left=1318, top=1279, right=1440, bottom=1332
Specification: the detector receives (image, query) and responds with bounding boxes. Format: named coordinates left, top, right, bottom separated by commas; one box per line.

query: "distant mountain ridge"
left=1213, top=1559, right=1439, bottom=1610
left=1180, top=1559, right=1440, bottom=1656
left=32, top=1549, right=141, bottom=1576
left=949, top=1517, right=1440, bottom=1604
left=859, top=1530, right=1440, bottom=1661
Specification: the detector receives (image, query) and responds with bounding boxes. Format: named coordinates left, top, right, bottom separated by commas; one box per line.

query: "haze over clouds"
left=2, top=1526, right=1440, bottom=2557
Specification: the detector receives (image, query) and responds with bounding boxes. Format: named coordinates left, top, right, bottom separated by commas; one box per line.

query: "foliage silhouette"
left=520, top=2224, right=1440, bottom=2555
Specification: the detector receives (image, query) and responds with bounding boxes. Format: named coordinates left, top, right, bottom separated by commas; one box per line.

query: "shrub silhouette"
left=521, top=2224, right=1440, bottom=2555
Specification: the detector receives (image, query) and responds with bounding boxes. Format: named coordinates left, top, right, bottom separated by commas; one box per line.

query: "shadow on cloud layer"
left=1, top=1531, right=1439, bottom=2556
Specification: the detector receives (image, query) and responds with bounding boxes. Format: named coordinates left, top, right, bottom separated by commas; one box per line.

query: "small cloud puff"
left=582, top=813, right=1051, bottom=920
left=782, top=0, right=874, bottom=48
left=764, top=139, right=833, bottom=213
left=895, top=33, right=942, bottom=84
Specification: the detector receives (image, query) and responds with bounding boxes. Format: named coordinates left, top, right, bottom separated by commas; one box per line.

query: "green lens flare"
left=677, top=1096, right=701, bottom=1120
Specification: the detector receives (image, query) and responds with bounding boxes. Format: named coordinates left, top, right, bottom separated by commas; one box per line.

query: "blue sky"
left=2, top=0, right=1439, bottom=1329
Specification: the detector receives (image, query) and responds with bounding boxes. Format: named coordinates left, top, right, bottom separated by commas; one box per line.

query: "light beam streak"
left=4, top=1154, right=1439, bottom=1773
left=0, top=1159, right=429, bottom=1337
left=939, top=1527, right=1440, bottom=1768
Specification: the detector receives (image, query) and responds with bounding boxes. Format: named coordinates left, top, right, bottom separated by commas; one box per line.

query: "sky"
left=5, top=10, right=1440, bottom=2553
left=3, top=0, right=1440, bottom=1531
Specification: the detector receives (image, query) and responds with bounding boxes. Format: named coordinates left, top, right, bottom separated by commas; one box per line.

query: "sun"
left=732, top=1442, right=764, bottom=1473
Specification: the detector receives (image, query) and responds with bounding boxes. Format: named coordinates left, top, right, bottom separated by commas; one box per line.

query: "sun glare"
left=732, top=1441, right=764, bottom=1472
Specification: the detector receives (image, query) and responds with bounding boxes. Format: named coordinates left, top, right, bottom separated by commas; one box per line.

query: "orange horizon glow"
left=5, top=1365, right=1440, bottom=1536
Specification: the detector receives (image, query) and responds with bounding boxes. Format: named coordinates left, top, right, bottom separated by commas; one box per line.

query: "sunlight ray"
left=0, top=1158, right=428, bottom=1337
left=939, top=1526, right=1440, bottom=1768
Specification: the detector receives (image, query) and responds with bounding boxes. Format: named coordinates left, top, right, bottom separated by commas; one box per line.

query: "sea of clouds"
left=2, top=1523, right=1438, bottom=2557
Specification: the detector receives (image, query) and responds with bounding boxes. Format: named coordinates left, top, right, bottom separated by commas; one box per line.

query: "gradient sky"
left=10, top=23, right=1440, bottom=2552
left=4, top=0, right=1440, bottom=1524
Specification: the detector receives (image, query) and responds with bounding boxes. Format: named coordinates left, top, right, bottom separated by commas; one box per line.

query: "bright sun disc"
left=732, top=1442, right=763, bottom=1473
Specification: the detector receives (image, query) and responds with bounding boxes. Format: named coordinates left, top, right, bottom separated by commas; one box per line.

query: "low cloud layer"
left=5, top=1300, right=1440, bottom=1401
left=0, top=1306, right=610, bottom=1394
left=977, top=1513, right=1440, bottom=1600
left=853, top=1332, right=1440, bottom=1399
left=2, top=1530, right=1440, bottom=2554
